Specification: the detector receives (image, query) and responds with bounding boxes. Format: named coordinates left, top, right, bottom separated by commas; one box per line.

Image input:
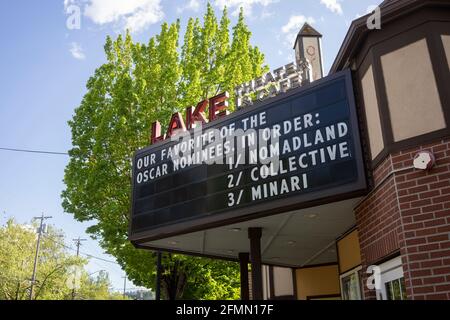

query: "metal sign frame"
left=129, top=69, right=367, bottom=244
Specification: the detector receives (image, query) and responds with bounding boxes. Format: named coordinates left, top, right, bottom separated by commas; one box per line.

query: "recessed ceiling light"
left=168, top=241, right=179, bottom=245
left=305, top=213, right=318, bottom=219
left=287, top=241, right=296, bottom=246
left=229, top=228, right=242, bottom=232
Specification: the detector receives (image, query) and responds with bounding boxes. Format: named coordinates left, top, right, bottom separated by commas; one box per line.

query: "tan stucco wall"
left=296, top=265, right=340, bottom=300
left=442, top=35, right=450, bottom=69
left=337, top=230, right=362, bottom=274
left=361, top=66, right=384, bottom=159
left=302, top=37, right=323, bottom=81
left=381, top=39, right=445, bottom=142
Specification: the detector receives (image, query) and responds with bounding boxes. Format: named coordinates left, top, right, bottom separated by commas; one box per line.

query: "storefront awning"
left=136, top=197, right=361, bottom=267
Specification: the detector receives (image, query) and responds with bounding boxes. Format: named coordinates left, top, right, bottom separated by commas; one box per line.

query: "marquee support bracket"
left=248, top=228, right=263, bottom=300
left=238, top=252, right=250, bottom=301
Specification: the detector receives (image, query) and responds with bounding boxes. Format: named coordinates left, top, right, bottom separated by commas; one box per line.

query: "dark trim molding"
left=370, top=21, right=450, bottom=167
left=249, top=228, right=263, bottom=300
left=306, top=294, right=341, bottom=300
left=336, top=236, right=342, bottom=278
left=292, top=267, right=298, bottom=300
left=270, top=295, right=297, bottom=301
left=331, top=0, right=450, bottom=73
left=428, top=22, right=450, bottom=127
left=269, top=266, right=275, bottom=299
left=297, top=262, right=338, bottom=270
left=134, top=243, right=240, bottom=263
left=352, top=60, right=375, bottom=190
left=336, top=225, right=358, bottom=243
left=346, top=9, right=450, bottom=170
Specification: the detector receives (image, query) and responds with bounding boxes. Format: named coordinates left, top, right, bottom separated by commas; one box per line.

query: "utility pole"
left=72, top=237, right=86, bottom=300
left=122, top=276, right=127, bottom=299
left=29, top=213, right=52, bottom=300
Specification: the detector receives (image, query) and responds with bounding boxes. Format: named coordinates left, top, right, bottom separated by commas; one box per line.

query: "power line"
left=90, top=259, right=124, bottom=278
left=80, top=252, right=120, bottom=265
left=42, top=233, right=120, bottom=265
left=73, top=237, right=87, bottom=257
left=5, top=218, right=124, bottom=278
left=36, top=229, right=128, bottom=289
left=113, top=287, right=151, bottom=292
left=0, top=147, right=68, bottom=156
left=40, top=233, right=128, bottom=289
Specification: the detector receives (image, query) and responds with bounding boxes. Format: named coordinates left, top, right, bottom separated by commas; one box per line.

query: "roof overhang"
left=135, top=197, right=362, bottom=268
left=330, top=0, right=450, bottom=73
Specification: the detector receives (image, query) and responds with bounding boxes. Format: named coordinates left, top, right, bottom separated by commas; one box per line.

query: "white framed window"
left=340, top=266, right=363, bottom=300
left=376, top=256, right=407, bottom=300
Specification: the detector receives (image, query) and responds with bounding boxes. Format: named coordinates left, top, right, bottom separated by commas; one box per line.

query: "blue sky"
left=0, top=0, right=382, bottom=293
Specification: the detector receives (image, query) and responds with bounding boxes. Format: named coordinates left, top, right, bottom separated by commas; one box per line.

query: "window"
left=385, top=277, right=407, bottom=300
left=376, top=256, right=407, bottom=300
left=340, top=266, right=362, bottom=300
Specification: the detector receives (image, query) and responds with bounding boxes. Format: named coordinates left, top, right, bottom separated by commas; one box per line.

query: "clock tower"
left=294, top=23, right=324, bottom=81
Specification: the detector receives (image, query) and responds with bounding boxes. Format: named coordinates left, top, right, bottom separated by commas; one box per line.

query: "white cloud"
left=81, top=0, right=164, bottom=33
left=282, top=15, right=316, bottom=34
left=320, top=0, right=343, bottom=15
left=70, top=42, right=86, bottom=60
left=177, top=0, right=201, bottom=13
left=281, top=15, right=316, bottom=47
left=64, top=0, right=76, bottom=8
left=214, top=0, right=277, bottom=17
left=260, top=8, right=274, bottom=19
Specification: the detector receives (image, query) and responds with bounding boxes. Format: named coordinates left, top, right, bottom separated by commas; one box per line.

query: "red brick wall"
left=355, top=138, right=450, bottom=300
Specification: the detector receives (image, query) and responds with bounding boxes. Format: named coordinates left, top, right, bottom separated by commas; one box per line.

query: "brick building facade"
left=333, top=0, right=450, bottom=300
left=356, top=139, right=450, bottom=299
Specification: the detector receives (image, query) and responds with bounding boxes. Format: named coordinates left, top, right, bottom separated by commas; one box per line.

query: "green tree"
left=0, top=219, right=81, bottom=300
left=0, top=220, right=121, bottom=300
left=62, top=5, right=268, bottom=300
left=76, top=271, right=126, bottom=300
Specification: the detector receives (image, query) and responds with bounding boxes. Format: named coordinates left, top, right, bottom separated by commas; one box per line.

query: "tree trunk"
left=160, top=259, right=188, bottom=300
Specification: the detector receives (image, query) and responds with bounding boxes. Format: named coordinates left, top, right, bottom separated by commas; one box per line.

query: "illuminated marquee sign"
left=130, top=70, right=367, bottom=243
left=150, top=92, right=230, bottom=144
left=150, top=61, right=312, bottom=144
left=234, top=60, right=312, bottom=108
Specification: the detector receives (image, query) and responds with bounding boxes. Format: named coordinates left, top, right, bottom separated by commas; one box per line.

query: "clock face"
left=306, top=45, right=316, bottom=57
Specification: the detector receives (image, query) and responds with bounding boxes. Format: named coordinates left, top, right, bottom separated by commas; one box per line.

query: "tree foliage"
left=62, top=4, right=268, bottom=300
left=76, top=270, right=125, bottom=300
left=0, top=220, right=123, bottom=300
